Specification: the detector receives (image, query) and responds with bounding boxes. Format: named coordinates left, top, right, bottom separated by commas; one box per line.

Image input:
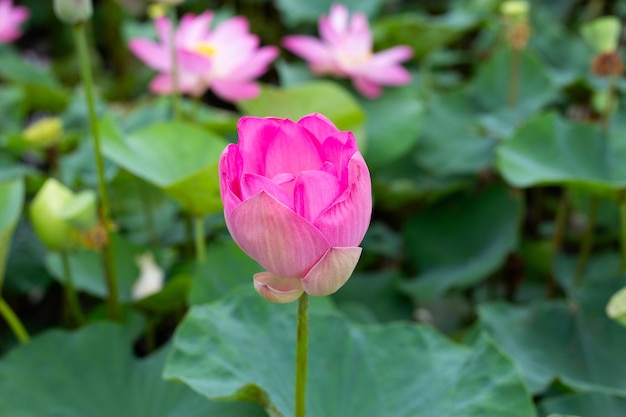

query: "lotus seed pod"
left=500, top=1, right=529, bottom=20
left=53, top=0, right=93, bottom=25
left=581, top=16, right=621, bottom=53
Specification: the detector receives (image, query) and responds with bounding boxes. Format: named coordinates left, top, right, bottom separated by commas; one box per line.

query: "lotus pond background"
left=1, top=0, right=626, bottom=416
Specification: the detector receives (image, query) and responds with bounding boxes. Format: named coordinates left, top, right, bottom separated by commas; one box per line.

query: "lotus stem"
left=168, top=7, right=181, bottom=121
left=61, top=251, right=85, bottom=326
left=193, top=216, right=206, bottom=263
left=574, top=196, right=599, bottom=287
left=0, top=297, right=29, bottom=344
left=295, top=293, right=309, bottom=417
left=73, top=22, right=120, bottom=320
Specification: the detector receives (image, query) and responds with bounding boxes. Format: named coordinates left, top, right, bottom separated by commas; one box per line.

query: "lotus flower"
left=0, top=0, right=29, bottom=43
left=282, top=3, right=413, bottom=98
left=219, top=113, right=372, bottom=303
left=129, top=11, right=278, bottom=101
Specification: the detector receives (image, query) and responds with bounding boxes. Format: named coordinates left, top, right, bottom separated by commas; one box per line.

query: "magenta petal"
left=314, top=154, right=372, bottom=247
left=361, top=64, right=411, bottom=85
left=228, top=46, right=279, bottom=81
left=297, top=113, right=339, bottom=146
left=301, top=247, right=362, bottom=296
left=263, top=119, right=323, bottom=181
left=177, top=49, right=212, bottom=74
left=253, top=272, right=304, bottom=304
left=294, top=170, right=340, bottom=222
left=237, top=117, right=281, bottom=175
left=241, top=173, right=293, bottom=209
left=219, top=144, right=243, bottom=215
left=177, top=11, right=213, bottom=46
left=227, top=191, right=330, bottom=277
left=128, top=39, right=170, bottom=72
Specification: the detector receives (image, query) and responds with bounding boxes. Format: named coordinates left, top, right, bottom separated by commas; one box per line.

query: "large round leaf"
left=479, top=254, right=626, bottom=395
left=401, top=185, right=522, bottom=300
left=497, top=113, right=626, bottom=190
left=358, top=80, right=423, bottom=168
left=0, top=322, right=266, bottom=416
left=0, top=177, right=23, bottom=288
left=541, top=393, right=626, bottom=417
left=164, top=289, right=535, bottom=417
left=101, top=119, right=227, bottom=216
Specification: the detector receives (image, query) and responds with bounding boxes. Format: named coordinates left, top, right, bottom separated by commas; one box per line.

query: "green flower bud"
left=607, top=286, right=626, bottom=327
left=53, top=0, right=93, bottom=25
left=60, top=190, right=98, bottom=231
left=500, top=1, right=529, bottom=20
left=581, top=16, right=621, bottom=53
left=22, top=117, right=63, bottom=149
left=29, top=178, right=77, bottom=251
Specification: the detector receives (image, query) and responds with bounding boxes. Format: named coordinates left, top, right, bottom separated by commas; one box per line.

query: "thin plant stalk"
left=168, top=7, right=182, bottom=121
left=61, top=251, right=85, bottom=326
left=295, top=293, right=309, bottom=417
left=73, top=22, right=120, bottom=320
left=574, top=196, right=599, bottom=288
left=193, top=216, right=206, bottom=263
left=0, top=297, right=30, bottom=344
left=137, top=178, right=158, bottom=247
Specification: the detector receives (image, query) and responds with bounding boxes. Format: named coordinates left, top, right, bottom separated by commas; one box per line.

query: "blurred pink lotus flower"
left=129, top=12, right=278, bottom=101
left=0, top=0, right=29, bottom=43
left=283, top=3, right=413, bottom=98
left=219, top=113, right=372, bottom=303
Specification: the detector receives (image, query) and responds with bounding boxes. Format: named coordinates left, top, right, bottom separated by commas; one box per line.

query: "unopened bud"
left=29, top=178, right=77, bottom=251
left=500, top=1, right=529, bottom=20
left=22, top=117, right=63, bottom=149
left=60, top=190, right=97, bottom=231
left=581, top=17, right=621, bottom=54
left=607, top=286, right=626, bottom=327
left=54, top=0, right=93, bottom=25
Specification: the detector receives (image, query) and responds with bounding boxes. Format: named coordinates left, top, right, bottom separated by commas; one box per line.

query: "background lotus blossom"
left=0, top=0, right=29, bottom=43
left=219, top=113, right=372, bottom=303
left=129, top=11, right=278, bottom=101
left=283, top=3, right=413, bottom=98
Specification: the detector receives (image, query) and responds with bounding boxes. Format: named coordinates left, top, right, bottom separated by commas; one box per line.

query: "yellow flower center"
left=195, top=43, right=217, bottom=58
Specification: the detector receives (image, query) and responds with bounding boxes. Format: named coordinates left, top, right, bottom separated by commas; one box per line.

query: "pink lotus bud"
left=219, top=113, right=372, bottom=303
left=0, top=0, right=29, bottom=43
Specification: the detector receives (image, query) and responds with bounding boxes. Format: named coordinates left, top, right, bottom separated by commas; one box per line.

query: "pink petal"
left=149, top=73, right=175, bottom=95
left=227, top=46, right=279, bottom=81
left=155, top=16, right=172, bottom=46
left=241, top=173, right=293, bottom=209
left=297, top=113, right=339, bottom=145
left=211, top=80, right=260, bottom=102
left=301, top=247, right=362, bottom=296
left=317, top=133, right=358, bottom=184
left=314, top=154, right=371, bottom=247
left=352, top=76, right=381, bottom=98
left=322, top=3, right=349, bottom=43
left=346, top=12, right=372, bottom=55
left=370, top=46, right=413, bottom=65
left=177, top=49, right=212, bottom=74
left=149, top=72, right=205, bottom=96
left=294, top=170, right=340, bottom=223
left=128, top=39, right=170, bottom=72
left=263, top=119, right=324, bottom=191
left=219, top=144, right=243, bottom=215
left=282, top=36, right=334, bottom=74
left=210, top=16, right=250, bottom=46
left=253, top=272, right=304, bottom=304
left=177, top=11, right=213, bottom=47
left=227, top=192, right=330, bottom=277
left=361, top=64, right=411, bottom=85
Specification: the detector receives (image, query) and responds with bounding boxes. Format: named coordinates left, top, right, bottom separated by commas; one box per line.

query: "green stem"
left=168, top=7, right=181, bottom=121
left=61, top=251, right=85, bottom=326
left=619, top=193, right=626, bottom=273
left=508, top=48, right=521, bottom=108
left=73, top=23, right=120, bottom=320
left=0, top=297, right=30, bottom=344
left=295, top=293, right=309, bottom=417
left=193, top=216, right=206, bottom=263
left=574, top=196, right=599, bottom=287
